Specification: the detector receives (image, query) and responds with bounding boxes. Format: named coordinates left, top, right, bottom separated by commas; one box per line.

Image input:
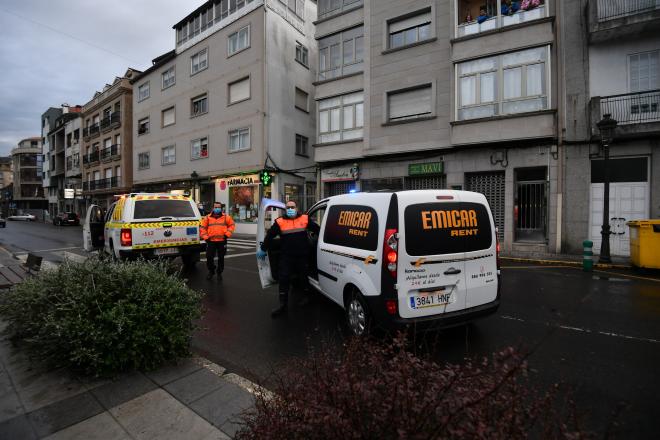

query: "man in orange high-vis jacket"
left=200, top=202, right=235, bottom=281
left=259, top=200, right=319, bottom=317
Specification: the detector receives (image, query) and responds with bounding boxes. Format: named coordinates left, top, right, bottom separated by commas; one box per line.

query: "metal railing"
left=82, top=151, right=100, bottom=165
left=515, top=180, right=547, bottom=241
left=600, top=89, right=660, bottom=125
left=100, top=144, right=120, bottom=160
left=597, top=0, right=660, bottom=21
left=100, top=112, right=121, bottom=130
left=84, top=177, right=119, bottom=191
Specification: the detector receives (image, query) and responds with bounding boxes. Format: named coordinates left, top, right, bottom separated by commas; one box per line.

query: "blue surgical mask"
left=286, top=208, right=297, bottom=218
left=213, top=208, right=222, bottom=215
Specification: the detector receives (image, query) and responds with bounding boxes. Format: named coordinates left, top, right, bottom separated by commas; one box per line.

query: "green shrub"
left=0, top=258, right=203, bottom=377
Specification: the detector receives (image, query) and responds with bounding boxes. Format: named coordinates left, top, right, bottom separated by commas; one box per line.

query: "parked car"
left=0, top=216, right=6, bottom=228
left=257, top=190, right=501, bottom=336
left=54, top=212, right=80, bottom=226
left=7, top=213, right=36, bottom=221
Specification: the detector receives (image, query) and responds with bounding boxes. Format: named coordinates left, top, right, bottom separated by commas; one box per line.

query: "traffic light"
left=259, top=169, right=272, bottom=186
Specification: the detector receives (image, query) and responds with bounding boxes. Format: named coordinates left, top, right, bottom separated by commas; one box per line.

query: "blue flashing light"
left=349, top=189, right=357, bottom=194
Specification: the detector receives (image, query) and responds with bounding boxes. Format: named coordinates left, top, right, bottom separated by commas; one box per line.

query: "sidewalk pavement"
left=0, top=329, right=257, bottom=439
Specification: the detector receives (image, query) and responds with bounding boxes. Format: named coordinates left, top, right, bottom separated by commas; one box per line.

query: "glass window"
left=134, top=200, right=196, bottom=219
left=456, top=0, right=547, bottom=37
left=228, top=25, right=250, bottom=55
left=295, top=88, right=309, bottom=111
left=318, top=0, right=363, bottom=19
left=229, top=185, right=258, bottom=223
left=295, top=42, right=309, bottom=66
left=191, top=48, right=208, bottom=75
left=318, top=92, right=364, bottom=143
left=318, top=26, right=364, bottom=81
left=323, top=205, right=379, bottom=251
left=457, top=46, right=549, bottom=121
left=138, top=82, right=150, bottom=101
left=629, top=50, right=659, bottom=92
left=387, top=85, right=433, bottom=121
left=229, top=77, right=250, bottom=103
left=295, top=134, right=308, bottom=156
left=191, top=94, right=208, bottom=116
left=138, top=117, right=150, bottom=135
left=388, top=10, right=432, bottom=50
left=162, top=107, right=176, bottom=127
left=191, top=137, right=209, bottom=159
left=162, top=66, right=176, bottom=89
left=162, top=145, right=176, bottom=165
left=229, top=128, right=250, bottom=152
left=138, top=152, right=150, bottom=170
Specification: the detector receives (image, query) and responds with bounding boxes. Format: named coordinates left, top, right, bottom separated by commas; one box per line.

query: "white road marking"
left=227, top=244, right=254, bottom=250
left=14, top=246, right=81, bottom=255
left=225, top=252, right=256, bottom=259
left=500, top=315, right=660, bottom=344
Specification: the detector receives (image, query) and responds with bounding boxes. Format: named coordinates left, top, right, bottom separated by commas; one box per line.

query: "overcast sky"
left=0, top=0, right=206, bottom=156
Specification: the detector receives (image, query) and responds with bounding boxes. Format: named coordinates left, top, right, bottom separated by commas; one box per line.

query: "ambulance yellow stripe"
left=133, top=241, right=200, bottom=249
left=105, top=221, right=200, bottom=229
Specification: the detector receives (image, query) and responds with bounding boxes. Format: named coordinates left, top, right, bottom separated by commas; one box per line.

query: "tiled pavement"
left=0, top=323, right=258, bottom=439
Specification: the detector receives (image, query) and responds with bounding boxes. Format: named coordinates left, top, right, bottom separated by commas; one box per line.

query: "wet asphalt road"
left=2, top=221, right=660, bottom=437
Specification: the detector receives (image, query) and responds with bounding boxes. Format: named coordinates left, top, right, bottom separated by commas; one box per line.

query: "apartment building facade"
left=131, top=0, right=317, bottom=234
left=81, top=69, right=139, bottom=210
left=41, top=107, right=62, bottom=215
left=314, top=0, right=558, bottom=254
left=11, top=137, right=46, bottom=216
left=559, top=0, right=660, bottom=256
left=0, top=157, right=12, bottom=189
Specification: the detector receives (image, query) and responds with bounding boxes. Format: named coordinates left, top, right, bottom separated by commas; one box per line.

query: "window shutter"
left=390, top=11, right=431, bottom=34
left=230, top=78, right=250, bottom=102
left=389, top=86, right=432, bottom=119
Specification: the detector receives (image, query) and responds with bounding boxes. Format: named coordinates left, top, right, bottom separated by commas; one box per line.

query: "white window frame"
left=228, top=127, right=251, bottom=153
left=628, top=50, right=660, bottom=93
left=191, top=136, right=209, bottom=160
left=191, top=48, right=209, bottom=75
left=228, top=76, right=251, bottom=105
left=137, top=117, right=150, bottom=136
left=295, top=41, right=309, bottom=67
left=318, top=26, right=364, bottom=81
left=386, top=8, right=434, bottom=51
left=191, top=93, right=209, bottom=117
left=318, top=0, right=363, bottom=20
left=162, top=106, right=176, bottom=127
left=161, top=66, right=176, bottom=90
left=228, top=25, right=250, bottom=57
left=455, top=46, right=551, bottom=121
left=161, top=145, right=176, bottom=166
left=318, top=92, right=364, bottom=144
left=138, top=152, right=150, bottom=170
left=138, top=82, right=150, bottom=102
left=295, top=134, right=309, bottom=157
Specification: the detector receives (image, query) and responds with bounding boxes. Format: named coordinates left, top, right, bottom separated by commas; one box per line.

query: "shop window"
left=229, top=184, right=258, bottom=223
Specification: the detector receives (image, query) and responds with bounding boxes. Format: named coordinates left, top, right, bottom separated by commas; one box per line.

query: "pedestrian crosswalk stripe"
left=228, top=244, right=254, bottom=250
left=228, top=239, right=255, bottom=245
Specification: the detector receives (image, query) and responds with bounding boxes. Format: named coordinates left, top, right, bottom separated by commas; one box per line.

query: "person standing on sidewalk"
left=200, top=202, right=235, bottom=281
left=257, top=200, right=319, bottom=317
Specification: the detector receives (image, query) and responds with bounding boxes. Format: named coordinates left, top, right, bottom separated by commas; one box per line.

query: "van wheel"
left=346, top=288, right=371, bottom=337
left=109, top=241, right=118, bottom=261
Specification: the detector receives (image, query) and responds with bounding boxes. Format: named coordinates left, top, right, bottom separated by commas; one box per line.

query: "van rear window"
left=133, top=200, right=195, bottom=219
left=323, top=205, right=379, bottom=251
left=404, top=202, right=492, bottom=256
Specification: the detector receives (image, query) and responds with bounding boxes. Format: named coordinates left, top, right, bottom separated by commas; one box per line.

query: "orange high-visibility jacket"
left=200, top=214, right=236, bottom=242
left=275, top=214, right=309, bottom=234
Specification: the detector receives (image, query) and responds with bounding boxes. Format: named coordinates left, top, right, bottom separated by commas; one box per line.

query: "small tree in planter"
left=236, top=336, right=588, bottom=440
left=0, top=258, right=202, bottom=377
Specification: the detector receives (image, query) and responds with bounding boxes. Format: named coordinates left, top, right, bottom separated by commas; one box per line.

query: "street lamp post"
left=596, top=113, right=618, bottom=264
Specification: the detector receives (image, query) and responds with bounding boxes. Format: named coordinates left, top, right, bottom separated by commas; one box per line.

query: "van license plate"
left=154, top=247, right=178, bottom=256
left=410, top=291, right=453, bottom=309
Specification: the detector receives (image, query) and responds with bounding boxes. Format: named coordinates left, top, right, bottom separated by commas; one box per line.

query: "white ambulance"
left=257, top=190, right=500, bottom=335
left=83, top=193, right=204, bottom=268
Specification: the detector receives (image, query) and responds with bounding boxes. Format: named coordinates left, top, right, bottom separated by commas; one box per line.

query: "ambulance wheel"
left=346, top=287, right=371, bottom=337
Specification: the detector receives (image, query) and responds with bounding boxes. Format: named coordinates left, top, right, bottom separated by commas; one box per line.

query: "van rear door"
left=256, top=198, right=286, bottom=289
left=397, top=191, right=477, bottom=319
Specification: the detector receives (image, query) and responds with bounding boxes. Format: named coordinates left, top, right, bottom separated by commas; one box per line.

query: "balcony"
left=83, top=177, right=119, bottom=192
left=590, top=89, right=660, bottom=139
left=83, top=123, right=101, bottom=141
left=100, top=112, right=121, bottom=132
left=100, top=144, right=121, bottom=161
left=82, top=151, right=100, bottom=166
left=455, top=0, right=547, bottom=39
left=589, top=0, right=660, bottom=43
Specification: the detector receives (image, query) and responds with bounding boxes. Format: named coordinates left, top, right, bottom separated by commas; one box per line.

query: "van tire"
left=345, top=288, right=371, bottom=337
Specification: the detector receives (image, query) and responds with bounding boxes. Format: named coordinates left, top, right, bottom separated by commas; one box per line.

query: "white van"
left=257, top=190, right=501, bottom=335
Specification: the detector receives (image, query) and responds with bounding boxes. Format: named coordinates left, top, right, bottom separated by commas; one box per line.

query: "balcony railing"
left=597, top=0, right=660, bottom=21
left=83, top=177, right=119, bottom=192
left=100, top=144, right=121, bottom=160
left=82, top=151, right=100, bottom=165
left=600, top=89, right=660, bottom=125
left=83, top=123, right=101, bottom=140
left=100, top=112, right=121, bottom=131
left=457, top=3, right=547, bottom=38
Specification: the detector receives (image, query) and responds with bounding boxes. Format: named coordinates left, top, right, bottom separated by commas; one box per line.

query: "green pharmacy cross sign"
left=408, top=162, right=444, bottom=176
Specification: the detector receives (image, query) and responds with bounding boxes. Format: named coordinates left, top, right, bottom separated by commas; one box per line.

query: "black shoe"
left=271, top=303, right=287, bottom=318
left=206, top=272, right=214, bottom=280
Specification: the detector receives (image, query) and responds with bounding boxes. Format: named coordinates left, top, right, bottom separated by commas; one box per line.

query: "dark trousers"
left=278, top=253, right=309, bottom=302
left=206, top=241, right=227, bottom=274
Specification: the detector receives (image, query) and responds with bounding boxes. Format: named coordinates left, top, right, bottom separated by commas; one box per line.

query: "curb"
left=500, top=256, right=631, bottom=270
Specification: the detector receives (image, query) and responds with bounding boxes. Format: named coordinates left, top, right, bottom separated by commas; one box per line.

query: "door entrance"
left=589, top=157, right=649, bottom=257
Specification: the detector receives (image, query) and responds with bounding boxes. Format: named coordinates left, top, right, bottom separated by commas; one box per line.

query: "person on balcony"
left=477, top=7, right=490, bottom=24
left=521, top=0, right=540, bottom=11
left=502, top=0, right=520, bottom=15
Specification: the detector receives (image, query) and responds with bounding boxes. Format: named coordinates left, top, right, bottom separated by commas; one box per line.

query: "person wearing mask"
left=257, top=200, right=319, bottom=317
left=200, top=202, right=235, bottom=281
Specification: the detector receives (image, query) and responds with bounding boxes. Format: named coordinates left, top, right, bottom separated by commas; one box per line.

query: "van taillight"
left=383, top=228, right=398, bottom=278
left=385, top=300, right=397, bottom=315
left=496, top=237, right=501, bottom=268
left=120, top=229, right=132, bottom=246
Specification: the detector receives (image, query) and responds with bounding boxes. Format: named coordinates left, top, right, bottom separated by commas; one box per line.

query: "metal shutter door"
left=466, top=172, right=505, bottom=242
left=404, top=176, right=447, bottom=190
